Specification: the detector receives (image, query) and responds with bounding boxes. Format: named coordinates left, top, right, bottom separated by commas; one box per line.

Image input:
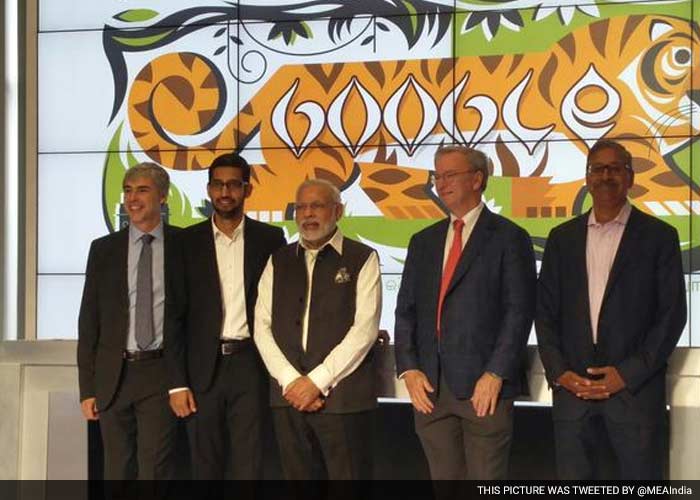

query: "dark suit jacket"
left=395, top=207, right=537, bottom=400
left=536, top=206, right=686, bottom=423
left=77, top=224, right=180, bottom=410
left=165, top=216, right=285, bottom=392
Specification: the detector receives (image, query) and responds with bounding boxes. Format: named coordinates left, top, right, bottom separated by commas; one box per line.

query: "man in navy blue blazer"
left=394, top=146, right=536, bottom=479
left=536, top=139, right=686, bottom=479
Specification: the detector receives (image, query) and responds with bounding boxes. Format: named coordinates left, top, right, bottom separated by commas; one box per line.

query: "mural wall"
left=37, top=0, right=699, bottom=344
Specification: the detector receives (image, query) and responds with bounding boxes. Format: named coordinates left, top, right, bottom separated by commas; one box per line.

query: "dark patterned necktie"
left=135, top=233, right=155, bottom=350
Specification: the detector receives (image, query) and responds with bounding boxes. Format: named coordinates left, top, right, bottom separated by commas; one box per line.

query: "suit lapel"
left=200, top=220, right=223, bottom=301
left=428, top=219, right=450, bottom=305
left=600, top=206, right=642, bottom=311
left=242, top=216, right=256, bottom=297
left=445, top=208, right=494, bottom=296
left=163, top=224, right=173, bottom=269
left=114, top=229, right=130, bottom=331
left=572, top=214, right=594, bottom=341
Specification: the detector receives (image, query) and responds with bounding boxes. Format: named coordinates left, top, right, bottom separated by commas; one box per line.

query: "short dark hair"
left=208, top=153, right=251, bottom=183
left=587, top=140, right=632, bottom=171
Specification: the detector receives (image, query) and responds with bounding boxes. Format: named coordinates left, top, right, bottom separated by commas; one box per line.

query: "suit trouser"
left=272, top=407, right=374, bottom=480
left=414, top=374, right=514, bottom=480
left=98, top=358, right=177, bottom=480
left=554, top=403, right=663, bottom=480
left=187, top=347, right=266, bottom=480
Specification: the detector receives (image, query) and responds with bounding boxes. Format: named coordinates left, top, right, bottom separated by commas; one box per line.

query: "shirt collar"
left=450, top=201, right=484, bottom=228
left=587, top=201, right=631, bottom=227
left=297, top=227, right=344, bottom=256
left=129, top=222, right=163, bottom=243
left=212, top=215, right=245, bottom=242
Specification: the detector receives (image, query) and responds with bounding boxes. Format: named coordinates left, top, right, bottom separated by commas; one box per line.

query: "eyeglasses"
left=294, top=201, right=336, bottom=212
left=429, top=169, right=478, bottom=184
left=209, top=179, right=248, bottom=191
left=586, top=163, right=631, bottom=177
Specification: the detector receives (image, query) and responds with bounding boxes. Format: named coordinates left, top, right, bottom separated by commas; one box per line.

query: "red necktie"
left=437, top=219, right=465, bottom=337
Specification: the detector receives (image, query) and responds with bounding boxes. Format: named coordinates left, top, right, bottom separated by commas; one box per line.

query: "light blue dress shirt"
left=126, top=223, right=165, bottom=351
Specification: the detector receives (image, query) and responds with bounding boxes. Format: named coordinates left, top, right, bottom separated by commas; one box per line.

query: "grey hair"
left=123, top=162, right=170, bottom=197
left=434, top=146, right=490, bottom=191
left=296, top=178, right=342, bottom=204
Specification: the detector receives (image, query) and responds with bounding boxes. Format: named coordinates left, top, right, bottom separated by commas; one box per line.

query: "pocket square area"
left=334, top=267, right=351, bottom=283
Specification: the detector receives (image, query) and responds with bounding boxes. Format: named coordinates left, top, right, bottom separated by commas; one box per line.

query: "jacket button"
left=295, top=320, right=301, bottom=326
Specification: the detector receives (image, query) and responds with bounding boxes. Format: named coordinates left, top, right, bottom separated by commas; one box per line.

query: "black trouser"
left=554, top=406, right=663, bottom=480
left=99, top=358, right=177, bottom=480
left=187, top=347, right=267, bottom=480
left=272, top=407, right=374, bottom=480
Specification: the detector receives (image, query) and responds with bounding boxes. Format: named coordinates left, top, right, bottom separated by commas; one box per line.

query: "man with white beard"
left=255, top=179, right=382, bottom=479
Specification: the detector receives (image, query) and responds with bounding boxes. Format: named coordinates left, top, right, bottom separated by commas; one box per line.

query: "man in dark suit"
left=165, top=153, right=285, bottom=479
left=394, top=146, right=536, bottom=480
left=536, top=139, right=686, bottom=479
left=78, top=162, right=178, bottom=479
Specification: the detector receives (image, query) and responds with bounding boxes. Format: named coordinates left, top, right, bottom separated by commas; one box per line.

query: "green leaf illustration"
left=300, top=21, right=313, bottom=39
left=113, top=30, right=173, bottom=47
left=126, top=148, right=139, bottom=168
left=400, top=0, right=418, bottom=35
left=401, top=0, right=417, bottom=17
left=113, top=9, right=159, bottom=23
left=167, top=182, right=205, bottom=228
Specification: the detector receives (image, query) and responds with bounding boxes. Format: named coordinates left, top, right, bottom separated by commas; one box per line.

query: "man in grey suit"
left=77, top=162, right=179, bottom=479
left=395, top=146, right=536, bottom=480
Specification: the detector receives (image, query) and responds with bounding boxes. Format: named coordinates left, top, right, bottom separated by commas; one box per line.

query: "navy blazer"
left=394, top=207, right=537, bottom=400
left=536, top=206, right=686, bottom=423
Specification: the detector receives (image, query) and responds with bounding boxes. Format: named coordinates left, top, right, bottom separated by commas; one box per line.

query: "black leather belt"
left=220, top=338, right=252, bottom=355
left=123, top=349, right=163, bottom=361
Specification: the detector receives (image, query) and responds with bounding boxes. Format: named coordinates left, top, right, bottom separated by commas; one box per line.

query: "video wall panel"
left=38, top=0, right=699, bottom=346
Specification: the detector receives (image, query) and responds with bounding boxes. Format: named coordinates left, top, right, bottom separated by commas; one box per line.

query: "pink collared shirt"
left=586, top=202, right=631, bottom=344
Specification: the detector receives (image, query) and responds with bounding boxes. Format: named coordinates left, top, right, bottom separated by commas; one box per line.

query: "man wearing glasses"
left=394, top=146, right=536, bottom=479
left=536, top=139, right=686, bottom=479
left=254, top=179, right=382, bottom=479
left=165, top=153, right=285, bottom=479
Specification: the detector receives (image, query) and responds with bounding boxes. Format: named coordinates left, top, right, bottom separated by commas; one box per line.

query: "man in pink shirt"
left=536, top=139, right=686, bottom=479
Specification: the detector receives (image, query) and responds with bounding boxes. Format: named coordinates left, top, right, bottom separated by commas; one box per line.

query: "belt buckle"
left=221, top=342, right=232, bottom=356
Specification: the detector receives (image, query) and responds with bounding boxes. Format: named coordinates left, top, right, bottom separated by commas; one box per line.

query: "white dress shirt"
left=213, top=216, right=249, bottom=340
left=254, top=229, right=382, bottom=396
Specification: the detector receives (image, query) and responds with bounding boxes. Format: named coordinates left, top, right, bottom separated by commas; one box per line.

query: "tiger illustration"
left=126, top=14, right=700, bottom=220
